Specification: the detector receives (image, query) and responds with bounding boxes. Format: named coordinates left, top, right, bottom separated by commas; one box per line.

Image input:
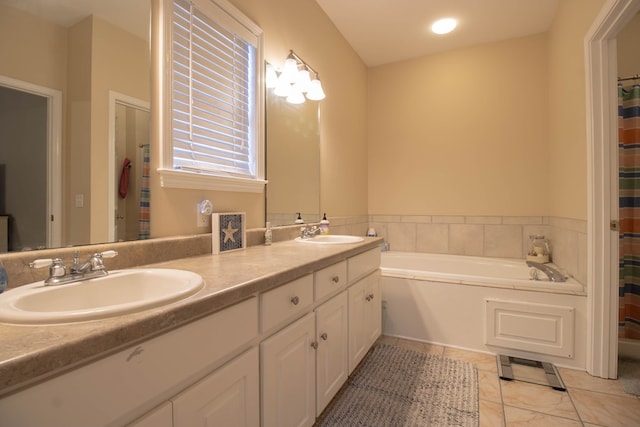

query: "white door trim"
left=586, top=0, right=640, bottom=378
left=108, top=91, right=150, bottom=242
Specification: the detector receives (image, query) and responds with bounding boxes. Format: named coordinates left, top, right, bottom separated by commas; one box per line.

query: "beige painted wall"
left=547, top=0, right=605, bottom=221
left=617, top=13, right=640, bottom=78
left=368, top=0, right=605, bottom=220
left=151, top=0, right=369, bottom=236
left=368, top=34, right=549, bottom=216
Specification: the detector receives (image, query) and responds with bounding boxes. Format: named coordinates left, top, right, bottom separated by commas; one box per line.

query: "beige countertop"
left=0, top=237, right=381, bottom=397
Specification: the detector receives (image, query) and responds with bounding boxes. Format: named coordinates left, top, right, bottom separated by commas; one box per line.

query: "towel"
left=119, top=158, right=131, bottom=198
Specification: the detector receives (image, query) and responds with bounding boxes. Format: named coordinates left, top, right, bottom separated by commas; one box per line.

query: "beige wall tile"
left=432, top=215, right=465, bottom=224
left=416, top=223, right=449, bottom=254
left=466, top=216, right=502, bottom=225
left=484, top=225, right=523, bottom=258
left=387, top=222, right=417, bottom=252
left=449, top=224, right=484, bottom=256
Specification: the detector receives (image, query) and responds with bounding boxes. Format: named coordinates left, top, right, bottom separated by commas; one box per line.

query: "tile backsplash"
left=369, top=215, right=587, bottom=284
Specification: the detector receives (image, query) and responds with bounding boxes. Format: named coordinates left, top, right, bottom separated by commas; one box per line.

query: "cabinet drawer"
left=348, top=248, right=381, bottom=284
left=315, top=260, right=347, bottom=301
left=261, top=274, right=313, bottom=332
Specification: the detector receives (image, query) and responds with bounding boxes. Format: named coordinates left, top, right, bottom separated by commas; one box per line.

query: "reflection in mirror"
left=0, top=0, right=150, bottom=251
left=266, top=76, right=320, bottom=227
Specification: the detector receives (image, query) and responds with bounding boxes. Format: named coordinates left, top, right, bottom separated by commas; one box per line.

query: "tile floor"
left=376, top=335, right=640, bottom=427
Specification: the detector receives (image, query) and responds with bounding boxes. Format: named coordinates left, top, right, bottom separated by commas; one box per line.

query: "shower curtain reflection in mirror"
left=618, top=82, right=640, bottom=340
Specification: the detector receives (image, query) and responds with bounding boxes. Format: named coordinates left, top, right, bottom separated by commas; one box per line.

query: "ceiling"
left=315, top=0, right=561, bottom=67
left=0, top=0, right=149, bottom=40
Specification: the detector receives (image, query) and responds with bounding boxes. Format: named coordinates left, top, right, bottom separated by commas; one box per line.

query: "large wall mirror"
left=0, top=0, right=150, bottom=252
left=266, top=67, right=321, bottom=227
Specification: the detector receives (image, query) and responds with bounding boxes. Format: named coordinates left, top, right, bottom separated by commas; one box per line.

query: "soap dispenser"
left=264, top=222, right=272, bottom=246
left=295, top=213, right=304, bottom=224
left=320, top=213, right=329, bottom=235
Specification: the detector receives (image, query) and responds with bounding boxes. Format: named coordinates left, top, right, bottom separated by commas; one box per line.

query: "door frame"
left=108, top=91, right=150, bottom=242
left=586, top=0, right=640, bottom=378
left=0, top=75, right=62, bottom=249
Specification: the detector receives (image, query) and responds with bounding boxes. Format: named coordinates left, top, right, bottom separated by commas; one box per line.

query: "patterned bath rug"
left=315, top=344, right=479, bottom=427
left=618, top=358, right=640, bottom=396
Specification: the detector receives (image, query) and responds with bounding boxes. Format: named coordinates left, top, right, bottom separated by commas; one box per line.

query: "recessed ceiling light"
left=431, top=18, right=457, bottom=35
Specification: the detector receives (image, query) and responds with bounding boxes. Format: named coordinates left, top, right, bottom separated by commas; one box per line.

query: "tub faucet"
left=526, top=261, right=566, bottom=282
left=300, top=225, right=321, bottom=239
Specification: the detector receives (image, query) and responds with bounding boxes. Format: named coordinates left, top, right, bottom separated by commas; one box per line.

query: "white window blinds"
left=171, top=0, right=258, bottom=179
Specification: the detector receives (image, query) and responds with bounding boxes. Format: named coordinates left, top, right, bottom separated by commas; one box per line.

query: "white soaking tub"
left=380, top=251, right=587, bottom=369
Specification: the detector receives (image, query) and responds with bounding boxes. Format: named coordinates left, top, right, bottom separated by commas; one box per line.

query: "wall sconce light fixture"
left=266, top=50, right=326, bottom=104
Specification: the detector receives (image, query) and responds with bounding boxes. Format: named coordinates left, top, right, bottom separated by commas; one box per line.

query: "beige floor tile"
left=376, top=335, right=398, bottom=346
left=501, top=380, right=579, bottom=420
left=570, top=387, right=640, bottom=427
left=395, top=337, right=444, bottom=356
left=558, top=367, right=629, bottom=397
left=480, top=399, right=505, bottom=427
left=478, top=370, right=502, bottom=403
left=444, top=347, right=498, bottom=373
left=503, top=406, right=583, bottom=426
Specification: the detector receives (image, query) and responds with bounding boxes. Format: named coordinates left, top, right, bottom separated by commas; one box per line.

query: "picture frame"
left=211, top=212, right=246, bottom=254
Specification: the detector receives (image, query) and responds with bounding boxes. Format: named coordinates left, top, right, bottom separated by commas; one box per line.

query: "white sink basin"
left=294, top=235, right=364, bottom=245
left=0, top=269, right=204, bottom=325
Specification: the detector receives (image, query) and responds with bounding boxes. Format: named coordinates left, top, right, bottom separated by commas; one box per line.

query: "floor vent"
left=497, top=354, right=566, bottom=391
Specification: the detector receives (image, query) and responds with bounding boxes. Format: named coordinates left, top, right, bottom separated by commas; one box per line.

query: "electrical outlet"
left=196, top=204, right=210, bottom=228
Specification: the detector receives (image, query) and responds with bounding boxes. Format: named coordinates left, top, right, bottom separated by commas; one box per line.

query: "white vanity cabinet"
left=171, top=347, right=259, bottom=427
left=1, top=297, right=259, bottom=427
left=261, top=248, right=380, bottom=427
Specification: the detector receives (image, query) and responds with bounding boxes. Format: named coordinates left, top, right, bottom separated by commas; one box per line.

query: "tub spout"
left=526, top=261, right=566, bottom=282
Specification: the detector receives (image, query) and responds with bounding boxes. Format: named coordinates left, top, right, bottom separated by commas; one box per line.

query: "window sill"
left=158, top=168, right=266, bottom=193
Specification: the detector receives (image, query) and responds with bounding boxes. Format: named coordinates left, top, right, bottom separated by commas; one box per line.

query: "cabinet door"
left=348, top=277, right=368, bottom=374
left=348, top=272, right=382, bottom=374
left=363, top=272, right=382, bottom=347
left=127, top=402, right=172, bottom=427
left=172, top=347, right=259, bottom=427
left=315, top=291, right=348, bottom=414
left=261, top=312, right=316, bottom=427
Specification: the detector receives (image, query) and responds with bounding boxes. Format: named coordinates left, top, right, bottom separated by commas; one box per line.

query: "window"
left=159, top=0, right=265, bottom=192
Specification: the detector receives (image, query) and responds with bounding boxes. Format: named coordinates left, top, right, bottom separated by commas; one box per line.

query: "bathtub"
left=380, top=251, right=588, bottom=369
left=380, top=251, right=584, bottom=294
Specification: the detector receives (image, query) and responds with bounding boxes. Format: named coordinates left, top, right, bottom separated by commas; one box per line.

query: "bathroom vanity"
left=0, top=238, right=381, bottom=427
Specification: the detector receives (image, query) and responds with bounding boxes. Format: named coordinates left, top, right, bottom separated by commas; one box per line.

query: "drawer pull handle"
left=311, top=341, right=318, bottom=349
left=366, top=294, right=374, bottom=302
left=320, top=333, right=328, bottom=341
left=331, top=276, right=340, bottom=283
left=291, top=296, right=300, bottom=305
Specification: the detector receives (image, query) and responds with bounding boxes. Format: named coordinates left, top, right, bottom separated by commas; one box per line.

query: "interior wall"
left=367, top=33, right=549, bottom=216
left=617, top=13, right=640, bottom=77
left=150, top=0, right=369, bottom=236
left=547, top=0, right=605, bottom=221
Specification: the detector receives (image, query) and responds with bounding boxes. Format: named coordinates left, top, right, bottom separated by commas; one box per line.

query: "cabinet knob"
left=320, top=332, right=328, bottom=341
left=290, top=296, right=300, bottom=305
left=311, top=341, right=318, bottom=349
left=366, top=294, right=374, bottom=301
left=331, top=276, right=340, bottom=283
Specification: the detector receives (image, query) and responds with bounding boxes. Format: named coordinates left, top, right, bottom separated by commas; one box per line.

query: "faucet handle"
left=100, top=250, right=118, bottom=259
left=29, top=258, right=54, bottom=269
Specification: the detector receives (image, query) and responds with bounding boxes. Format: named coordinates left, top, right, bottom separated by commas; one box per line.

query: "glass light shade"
left=306, top=79, right=326, bottom=101
left=295, top=68, right=311, bottom=93
left=265, top=65, right=278, bottom=88
left=273, top=75, right=291, bottom=97
left=281, top=58, right=299, bottom=83
left=286, top=88, right=305, bottom=104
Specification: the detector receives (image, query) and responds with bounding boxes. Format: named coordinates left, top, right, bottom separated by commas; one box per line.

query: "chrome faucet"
left=30, top=250, right=118, bottom=286
left=526, top=260, right=566, bottom=282
left=300, top=225, right=321, bottom=239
